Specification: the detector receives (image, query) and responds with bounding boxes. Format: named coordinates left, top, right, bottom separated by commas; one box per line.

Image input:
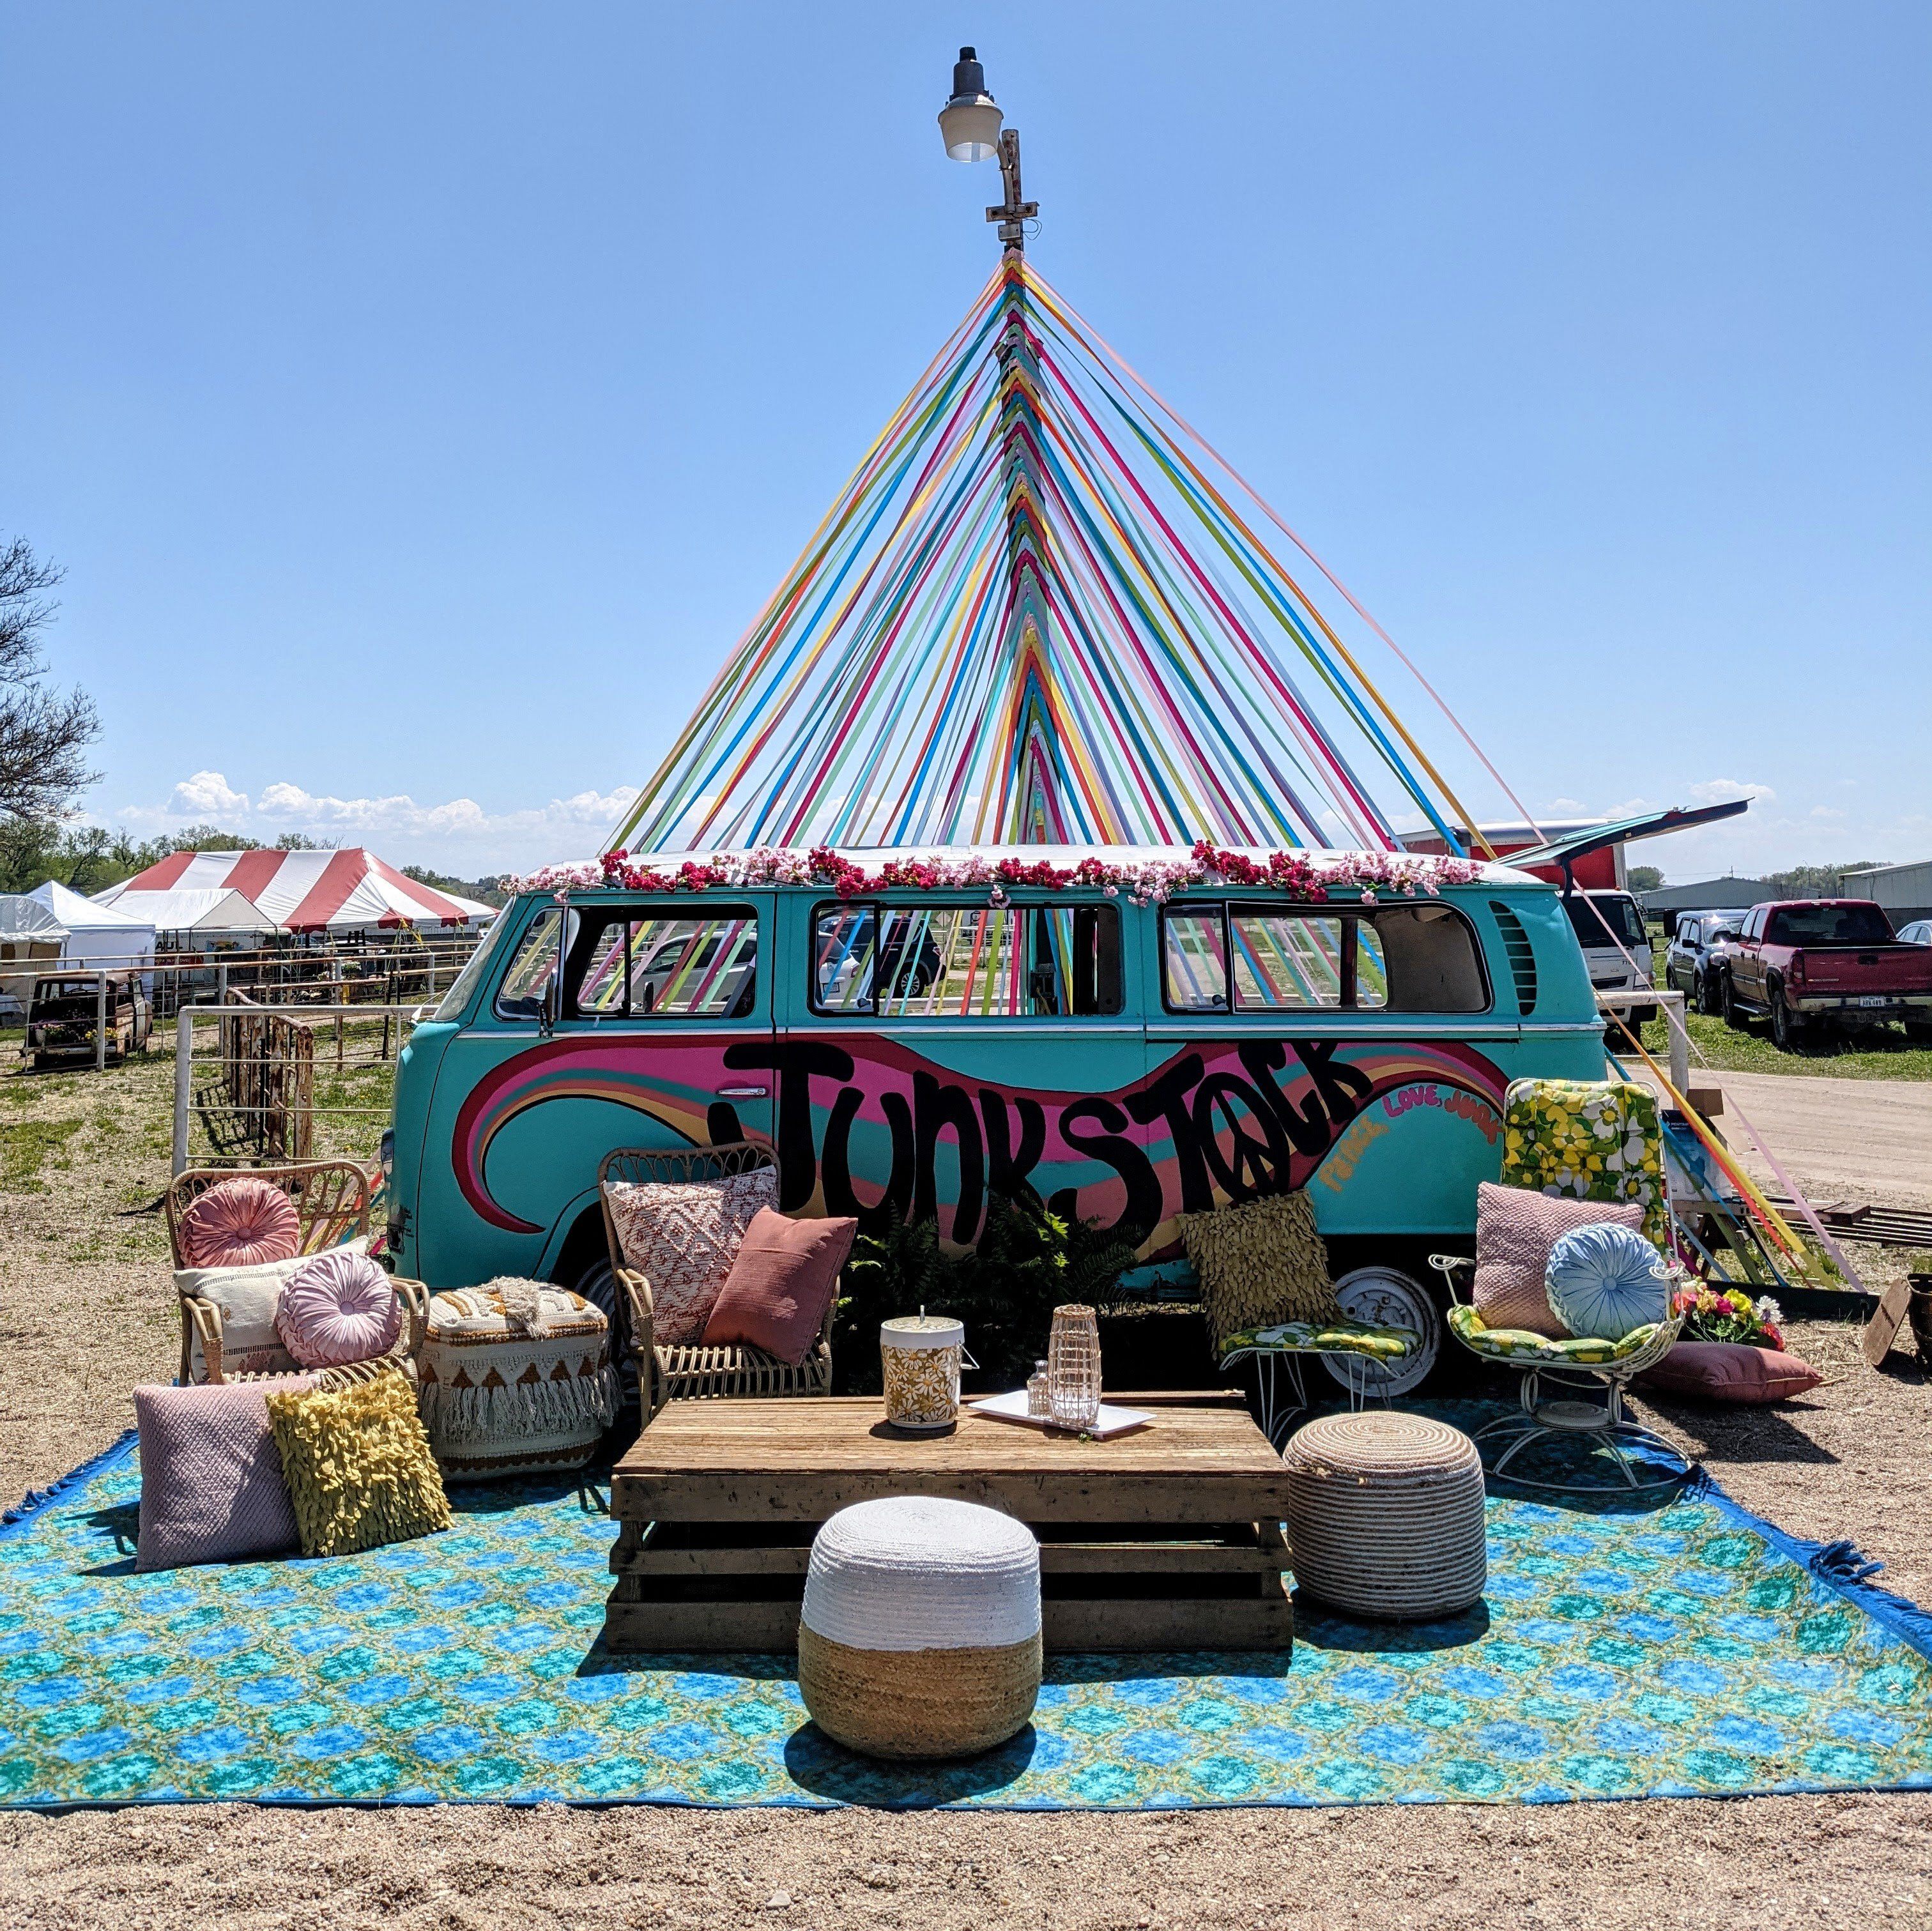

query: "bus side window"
left=493, top=907, right=564, bottom=1020
left=1371, top=904, right=1489, bottom=1013
left=1163, top=906, right=1229, bottom=1012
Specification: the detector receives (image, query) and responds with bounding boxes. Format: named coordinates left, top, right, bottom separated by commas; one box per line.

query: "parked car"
left=1899, top=919, right=1932, bottom=947
left=24, top=970, right=153, bottom=1069
left=1721, top=900, right=1932, bottom=1048
left=1558, top=889, right=1655, bottom=1028
left=1665, top=911, right=1744, bottom=1015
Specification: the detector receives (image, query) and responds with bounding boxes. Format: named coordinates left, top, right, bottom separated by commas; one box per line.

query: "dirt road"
left=1713, top=1070, right=1932, bottom=1209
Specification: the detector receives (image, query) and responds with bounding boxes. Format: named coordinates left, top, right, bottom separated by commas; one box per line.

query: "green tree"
left=1766, top=860, right=1883, bottom=897
left=1627, top=865, right=1664, bottom=894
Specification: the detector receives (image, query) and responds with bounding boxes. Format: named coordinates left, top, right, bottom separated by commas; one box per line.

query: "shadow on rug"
left=3, top=1404, right=1929, bottom=1810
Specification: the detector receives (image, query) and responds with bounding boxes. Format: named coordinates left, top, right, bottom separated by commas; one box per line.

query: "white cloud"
left=105, top=775, right=642, bottom=873
left=1689, top=778, right=1776, bottom=807
left=1547, top=797, right=1584, bottom=813
left=168, top=770, right=250, bottom=818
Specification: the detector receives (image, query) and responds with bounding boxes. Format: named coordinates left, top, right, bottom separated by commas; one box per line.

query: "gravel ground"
left=3, top=1044, right=1930, bottom=1928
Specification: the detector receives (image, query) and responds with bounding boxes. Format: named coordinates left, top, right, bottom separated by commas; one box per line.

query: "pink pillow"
left=1637, top=1341, right=1823, bottom=1405
left=1473, top=1184, right=1644, bottom=1337
left=702, top=1209, right=856, bottom=1366
left=602, top=1166, right=779, bottom=1345
left=133, top=1375, right=314, bottom=1570
left=275, top=1248, right=402, bottom=1368
left=178, top=1177, right=302, bottom=1269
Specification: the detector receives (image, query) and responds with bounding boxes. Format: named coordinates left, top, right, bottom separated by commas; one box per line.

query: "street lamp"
left=938, top=47, right=1038, bottom=252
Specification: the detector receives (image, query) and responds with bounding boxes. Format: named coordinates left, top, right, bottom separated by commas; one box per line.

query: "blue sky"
left=6, top=4, right=1928, bottom=882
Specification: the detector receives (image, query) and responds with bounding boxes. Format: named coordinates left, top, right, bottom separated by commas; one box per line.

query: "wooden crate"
left=604, top=1392, right=1293, bottom=1654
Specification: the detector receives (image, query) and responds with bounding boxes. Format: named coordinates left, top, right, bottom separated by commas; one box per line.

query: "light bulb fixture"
left=938, top=45, right=1003, bottom=162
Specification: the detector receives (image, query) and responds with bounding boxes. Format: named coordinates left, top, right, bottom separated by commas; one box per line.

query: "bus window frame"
left=806, top=896, right=1124, bottom=1021
left=1158, top=898, right=1492, bottom=1018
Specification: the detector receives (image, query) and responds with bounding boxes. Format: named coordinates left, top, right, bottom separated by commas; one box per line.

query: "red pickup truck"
left=1721, top=899, right=1932, bottom=1049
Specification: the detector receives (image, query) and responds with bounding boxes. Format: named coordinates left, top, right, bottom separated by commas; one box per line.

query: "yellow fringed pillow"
left=265, top=1369, right=451, bottom=1559
left=1179, top=1191, right=1335, bottom=1352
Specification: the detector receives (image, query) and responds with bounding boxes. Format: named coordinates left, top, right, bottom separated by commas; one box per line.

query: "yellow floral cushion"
left=1178, top=1191, right=1334, bottom=1350
left=1499, top=1078, right=1667, bottom=1248
left=1220, top=1317, right=1413, bottom=1362
left=1448, top=1301, right=1659, bottom=1366
left=266, top=1368, right=451, bottom=1559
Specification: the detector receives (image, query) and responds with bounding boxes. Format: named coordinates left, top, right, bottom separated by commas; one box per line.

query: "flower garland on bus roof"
left=510, top=841, right=1486, bottom=908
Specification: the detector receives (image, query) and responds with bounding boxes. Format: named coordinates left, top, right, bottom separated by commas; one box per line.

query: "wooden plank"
left=603, top=1585, right=1292, bottom=1654
left=613, top=1536, right=1285, bottom=1580
left=610, top=1396, right=1288, bottom=1528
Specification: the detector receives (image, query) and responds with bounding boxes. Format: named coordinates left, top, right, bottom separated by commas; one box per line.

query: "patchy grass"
left=0, top=1117, right=85, bottom=1191
left=1634, top=1007, right=1932, bottom=1081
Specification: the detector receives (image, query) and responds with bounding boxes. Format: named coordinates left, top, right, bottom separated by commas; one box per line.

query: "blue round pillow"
left=1544, top=1223, right=1671, bottom=1340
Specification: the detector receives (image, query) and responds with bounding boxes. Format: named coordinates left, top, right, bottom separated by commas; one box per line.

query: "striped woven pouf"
left=1282, top=1412, right=1487, bottom=1621
left=798, top=1497, right=1041, bottom=1760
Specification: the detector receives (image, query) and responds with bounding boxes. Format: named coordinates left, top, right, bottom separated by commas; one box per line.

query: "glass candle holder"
left=1047, top=1304, right=1101, bottom=1430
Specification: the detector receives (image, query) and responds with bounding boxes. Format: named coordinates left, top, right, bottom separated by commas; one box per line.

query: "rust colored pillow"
left=1473, top=1183, right=1644, bottom=1338
left=1637, top=1341, right=1823, bottom=1405
left=701, top=1209, right=856, bottom=1367
left=178, top=1177, right=302, bottom=1269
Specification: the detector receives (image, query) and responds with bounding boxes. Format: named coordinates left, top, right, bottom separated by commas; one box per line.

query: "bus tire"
left=1321, top=1265, right=1441, bottom=1400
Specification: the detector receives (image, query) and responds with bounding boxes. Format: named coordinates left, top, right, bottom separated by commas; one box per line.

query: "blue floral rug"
left=4, top=1405, right=1931, bottom=1810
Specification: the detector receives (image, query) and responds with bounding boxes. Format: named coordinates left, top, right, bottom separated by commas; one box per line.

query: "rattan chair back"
left=165, top=1159, right=375, bottom=1269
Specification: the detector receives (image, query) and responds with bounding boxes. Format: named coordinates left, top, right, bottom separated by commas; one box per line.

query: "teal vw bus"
left=384, top=847, right=1604, bottom=1382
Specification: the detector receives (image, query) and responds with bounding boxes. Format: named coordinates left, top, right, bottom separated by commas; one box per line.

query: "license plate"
left=1860, top=995, right=1889, bottom=1007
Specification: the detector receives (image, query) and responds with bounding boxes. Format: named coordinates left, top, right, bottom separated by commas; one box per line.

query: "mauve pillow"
left=178, top=1176, right=302, bottom=1269
left=275, top=1248, right=402, bottom=1368
left=133, top=1375, right=314, bottom=1571
left=702, top=1209, right=857, bottom=1366
left=1473, top=1183, right=1645, bottom=1338
left=1637, top=1341, right=1823, bottom=1405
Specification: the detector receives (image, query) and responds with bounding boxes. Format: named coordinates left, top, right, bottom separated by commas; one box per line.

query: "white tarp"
left=0, top=894, right=69, bottom=1018
left=28, top=880, right=157, bottom=980
left=100, top=887, right=284, bottom=936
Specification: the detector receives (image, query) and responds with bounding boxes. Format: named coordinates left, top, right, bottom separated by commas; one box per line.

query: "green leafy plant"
left=832, top=1194, right=1140, bottom=1394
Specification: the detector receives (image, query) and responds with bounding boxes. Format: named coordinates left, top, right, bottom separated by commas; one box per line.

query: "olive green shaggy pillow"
left=1179, top=1191, right=1335, bottom=1351
left=266, top=1368, right=451, bottom=1559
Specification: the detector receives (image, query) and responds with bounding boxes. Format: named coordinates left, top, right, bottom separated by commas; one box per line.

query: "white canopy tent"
left=102, top=887, right=284, bottom=939
left=0, top=895, right=70, bottom=1019
left=28, top=880, right=158, bottom=983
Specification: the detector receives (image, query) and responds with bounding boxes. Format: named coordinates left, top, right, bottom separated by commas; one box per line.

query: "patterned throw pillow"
left=1473, top=1184, right=1644, bottom=1339
left=1177, top=1191, right=1334, bottom=1353
left=132, top=1375, right=315, bottom=1571
left=176, top=1176, right=302, bottom=1269
left=275, top=1248, right=402, bottom=1369
left=1544, top=1221, right=1671, bottom=1341
left=1499, top=1078, right=1667, bottom=1248
left=266, top=1369, right=450, bottom=1559
left=176, top=1237, right=373, bottom=1380
left=602, top=1167, right=778, bottom=1346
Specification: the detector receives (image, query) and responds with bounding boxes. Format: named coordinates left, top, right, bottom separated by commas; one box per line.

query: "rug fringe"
left=1, top=1429, right=139, bottom=1537
left=1687, top=1467, right=1932, bottom=1663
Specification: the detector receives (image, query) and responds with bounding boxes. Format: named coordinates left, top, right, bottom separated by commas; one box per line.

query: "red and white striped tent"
left=98, top=848, right=496, bottom=933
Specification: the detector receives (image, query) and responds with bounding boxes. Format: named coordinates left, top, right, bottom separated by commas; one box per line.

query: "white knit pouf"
left=1283, top=1411, right=1487, bottom=1621
left=797, top=1496, right=1042, bottom=1760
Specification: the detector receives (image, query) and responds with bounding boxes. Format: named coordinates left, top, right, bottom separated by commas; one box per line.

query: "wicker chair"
left=1429, top=1252, right=1688, bottom=1493
left=166, top=1161, right=429, bottom=1389
left=598, top=1141, right=834, bottom=1421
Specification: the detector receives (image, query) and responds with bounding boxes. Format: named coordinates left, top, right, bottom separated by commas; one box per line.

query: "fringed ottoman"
left=798, top=1497, right=1041, bottom=1760
left=417, top=1281, right=620, bottom=1479
left=1283, top=1411, right=1487, bottom=1621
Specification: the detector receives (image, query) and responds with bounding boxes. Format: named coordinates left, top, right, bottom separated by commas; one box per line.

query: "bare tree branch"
left=0, top=533, right=100, bottom=823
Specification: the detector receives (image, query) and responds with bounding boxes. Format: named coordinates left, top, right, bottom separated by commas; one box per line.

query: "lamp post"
left=938, top=47, right=1038, bottom=253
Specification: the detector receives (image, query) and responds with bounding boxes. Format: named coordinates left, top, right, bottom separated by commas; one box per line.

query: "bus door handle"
left=716, top=1084, right=769, bottom=1099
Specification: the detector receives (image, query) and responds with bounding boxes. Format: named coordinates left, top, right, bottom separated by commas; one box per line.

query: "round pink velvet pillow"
left=275, top=1248, right=402, bottom=1369
left=178, top=1177, right=302, bottom=1269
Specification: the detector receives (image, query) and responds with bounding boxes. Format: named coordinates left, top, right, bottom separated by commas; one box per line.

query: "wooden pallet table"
left=606, top=1391, right=1292, bottom=1654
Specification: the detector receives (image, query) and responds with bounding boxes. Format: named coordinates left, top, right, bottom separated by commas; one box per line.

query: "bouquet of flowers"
left=1672, top=1283, right=1784, bottom=1349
